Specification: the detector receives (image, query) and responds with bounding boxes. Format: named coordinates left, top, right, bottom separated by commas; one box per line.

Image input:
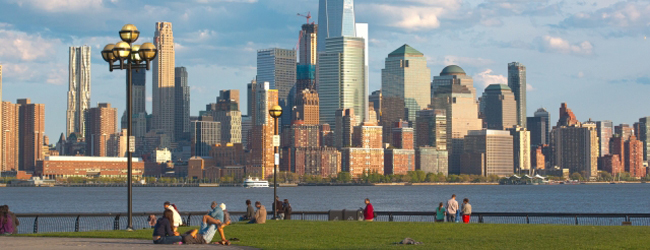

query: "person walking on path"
left=435, top=202, right=446, bottom=222
left=461, top=198, right=472, bottom=224
left=283, top=199, right=292, bottom=220
left=363, top=198, right=375, bottom=221
left=152, top=210, right=182, bottom=244
left=446, top=194, right=458, bottom=223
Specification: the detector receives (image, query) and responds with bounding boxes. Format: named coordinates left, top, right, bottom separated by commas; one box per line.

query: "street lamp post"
left=101, top=24, right=157, bottom=231
left=268, top=105, right=283, bottom=220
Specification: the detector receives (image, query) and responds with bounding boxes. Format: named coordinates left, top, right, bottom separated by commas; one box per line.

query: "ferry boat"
left=243, top=177, right=269, bottom=188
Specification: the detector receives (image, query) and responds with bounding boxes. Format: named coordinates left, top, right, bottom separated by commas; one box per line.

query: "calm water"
left=1, top=184, right=649, bottom=214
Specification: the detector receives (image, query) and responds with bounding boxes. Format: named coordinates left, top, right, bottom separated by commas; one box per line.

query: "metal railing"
left=13, top=211, right=650, bottom=234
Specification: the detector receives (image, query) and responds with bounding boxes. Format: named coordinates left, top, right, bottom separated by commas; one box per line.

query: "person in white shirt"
left=445, top=194, right=458, bottom=223
left=164, top=201, right=182, bottom=232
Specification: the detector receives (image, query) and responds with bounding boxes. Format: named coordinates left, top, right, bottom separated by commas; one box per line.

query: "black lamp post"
left=268, top=105, right=283, bottom=219
left=101, top=24, right=157, bottom=231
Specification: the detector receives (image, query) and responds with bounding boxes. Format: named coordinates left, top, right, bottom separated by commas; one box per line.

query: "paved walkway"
left=1, top=237, right=259, bottom=250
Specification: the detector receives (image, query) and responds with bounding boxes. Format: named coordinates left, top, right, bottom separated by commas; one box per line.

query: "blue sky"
left=1, top=0, right=650, bottom=139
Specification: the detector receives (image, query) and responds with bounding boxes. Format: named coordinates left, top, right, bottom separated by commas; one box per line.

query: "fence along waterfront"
left=13, top=211, right=650, bottom=233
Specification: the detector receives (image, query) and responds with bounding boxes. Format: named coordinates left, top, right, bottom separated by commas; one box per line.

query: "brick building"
left=35, top=156, right=144, bottom=179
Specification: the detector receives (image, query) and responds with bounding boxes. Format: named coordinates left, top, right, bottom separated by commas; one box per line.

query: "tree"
left=570, top=172, right=583, bottom=181
left=337, top=172, right=352, bottom=183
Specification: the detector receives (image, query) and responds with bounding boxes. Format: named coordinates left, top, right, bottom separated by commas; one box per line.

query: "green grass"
left=20, top=220, right=650, bottom=249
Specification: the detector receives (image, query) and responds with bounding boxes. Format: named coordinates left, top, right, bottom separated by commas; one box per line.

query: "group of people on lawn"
left=435, top=194, right=472, bottom=223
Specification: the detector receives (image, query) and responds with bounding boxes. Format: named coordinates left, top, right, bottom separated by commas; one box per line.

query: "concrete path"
left=1, top=237, right=259, bottom=250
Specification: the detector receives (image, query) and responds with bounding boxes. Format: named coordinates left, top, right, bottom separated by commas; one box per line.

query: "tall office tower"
left=0, top=66, right=2, bottom=171
left=85, top=103, right=117, bottom=157
left=319, top=36, right=366, bottom=128
left=334, top=108, right=357, bottom=149
left=174, top=67, right=190, bottom=141
left=250, top=81, right=279, bottom=178
left=121, top=69, right=148, bottom=138
left=614, top=123, right=633, bottom=140
left=317, top=0, right=356, bottom=53
left=610, top=135, right=625, bottom=167
left=557, top=102, right=578, bottom=127
left=190, top=115, right=221, bottom=157
left=246, top=79, right=256, bottom=116
left=66, top=46, right=91, bottom=138
left=509, top=126, right=531, bottom=174
left=210, top=90, right=242, bottom=144
left=431, top=65, right=482, bottom=175
left=508, top=62, right=526, bottom=128
left=369, top=90, right=381, bottom=119
left=257, top=48, right=296, bottom=127
left=293, top=89, right=320, bottom=125
left=2, top=101, right=20, bottom=172
left=297, top=23, right=317, bottom=92
left=415, top=109, right=447, bottom=150
left=481, top=84, right=517, bottom=130
left=17, top=99, right=45, bottom=172
left=624, top=136, right=646, bottom=177
left=596, top=120, right=613, bottom=157
left=241, top=115, right=252, bottom=150
left=527, top=108, right=550, bottom=147
left=431, top=65, right=475, bottom=98
left=380, top=44, right=431, bottom=145
left=551, top=123, right=598, bottom=180
left=460, top=129, right=514, bottom=176
left=355, top=22, right=369, bottom=121
left=152, top=21, right=176, bottom=141
left=637, top=117, right=650, bottom=161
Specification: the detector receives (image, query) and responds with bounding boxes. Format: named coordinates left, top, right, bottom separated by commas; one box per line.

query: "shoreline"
left=1, top=181, right=645, bottom=187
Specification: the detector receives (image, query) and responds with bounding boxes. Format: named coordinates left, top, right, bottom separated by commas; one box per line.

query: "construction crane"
left=297, top=11, right=312, bottom=24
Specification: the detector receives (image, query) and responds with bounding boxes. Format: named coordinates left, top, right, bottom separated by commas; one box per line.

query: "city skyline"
left=1, top=0, right=650, bottom=140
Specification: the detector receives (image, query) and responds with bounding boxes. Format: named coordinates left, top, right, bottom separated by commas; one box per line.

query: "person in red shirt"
left=363, top=198, right=374, bottom=221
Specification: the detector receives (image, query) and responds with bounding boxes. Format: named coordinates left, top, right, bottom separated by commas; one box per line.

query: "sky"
left=1, top=0, right=650, bottom=139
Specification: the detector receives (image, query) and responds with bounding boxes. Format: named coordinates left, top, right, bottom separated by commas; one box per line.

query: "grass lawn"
left=20, top=220, right=650, bottom=249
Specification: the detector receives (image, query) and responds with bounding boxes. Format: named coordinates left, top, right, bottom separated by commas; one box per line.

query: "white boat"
left=243, top=176, right=269, bottom=188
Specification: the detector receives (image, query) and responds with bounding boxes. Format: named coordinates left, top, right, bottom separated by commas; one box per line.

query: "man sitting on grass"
left=182, top=201, right=223, bottom=244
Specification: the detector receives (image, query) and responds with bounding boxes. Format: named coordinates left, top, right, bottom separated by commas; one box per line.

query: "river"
left=1, top=184, right=649, bottom=214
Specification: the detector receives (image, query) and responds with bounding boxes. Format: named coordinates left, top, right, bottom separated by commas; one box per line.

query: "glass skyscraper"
left=317, top=0, right=356, bottom=53
left=257, top=48, right=297, bottom=127
left=67, top=46, right=91, bottom=138
left=508, top=62, right=526, bottom=128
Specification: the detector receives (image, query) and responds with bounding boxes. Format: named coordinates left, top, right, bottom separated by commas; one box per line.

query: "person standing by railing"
left=446, top=194, right=458, bottom=223
left=461, top=198, right=472, bottom=224
left=435, top=202, right=446, bottom=222
left=363, top=198, right=375, bottom=221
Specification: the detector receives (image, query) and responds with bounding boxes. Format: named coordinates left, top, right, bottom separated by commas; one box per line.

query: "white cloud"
left=473, top=69, right=507, bottom=89
left=578, top=71, right=584, bottom=78
left=179, top=29, right=218, bottom=44
left=0, top=29, right=61, bottom=62
left=10, top=0, right=103, bottom=12
left=527, top=83, right=535, bottom=91
left=537, top=36, right=594, bottom=55
left=560, top=1, right=650, bottom=35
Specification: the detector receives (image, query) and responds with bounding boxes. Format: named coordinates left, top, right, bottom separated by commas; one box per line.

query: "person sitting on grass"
left=152, top=210, right=182, bottom=244
left=242, top=199, right=254, bottom=221
left=248, top=201, right=267, bottom=224
left=181, top=202, right=224, bottom=244
left=215, top=203, right=232, bottom=245
left=0, top=205, right=14, bottom=235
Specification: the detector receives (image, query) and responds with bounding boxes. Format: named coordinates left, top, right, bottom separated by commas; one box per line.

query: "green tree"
left=337, top=172, right=352, bottom=183
left=570, top=172, right=583, bottom=181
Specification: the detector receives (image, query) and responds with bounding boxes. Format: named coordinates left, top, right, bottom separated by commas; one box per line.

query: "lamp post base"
left=126, top=227, right=135, bottom=232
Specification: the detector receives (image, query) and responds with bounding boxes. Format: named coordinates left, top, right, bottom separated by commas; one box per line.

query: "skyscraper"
left=250, top=81, right=279, bottom=178
left=293, top=89, right=320, bottom=125
left=431, top=65, right=482, bottom=175
left=85, top=103, right=117, bottom=157
left=527, top=108, right=550, bottom=147
left=461, top=129, right=513, bottom=176
left=66, top=46, right=91, bottom=138
left=152, top=22, right=176, bottom=141
left=596, top=120, right=613, bottom=157
left=131, top=69, right=146, bottom=114
left=191, top=115, right=220, bottom=157
left=2, top=101, right=19, bottom=172
left=415, top=109, right=447, bottom=150
left=209, top=90, right=242, bottom=144
left=257, top=48, right=297, bottom=127
left=637, top=117, right=650, bottom=161
left=481, top=84, right=517, bottom=130
left=381, top=44, right=431, bottom=145
left=319, top=36, right=366, bottom=129
left=550, top=105, right=598, bottom=179
left=17, top=99, right=45, bottom=172
left=508, top=62, right=526, bottom=128
left=174, top=67, right=190, bottom=141
left=297, top=23, right=318, bottom=92
left=509, top=126, right=531, bottom=174
left=317, top=0, right=356, bottom=53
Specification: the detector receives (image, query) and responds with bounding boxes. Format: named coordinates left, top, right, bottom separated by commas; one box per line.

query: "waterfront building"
left=35, top=156, right=144, bottom=179
left=190, top=115, right=221, bottom=157
left=508, top=62, right=526, bottom=127
left=257, top=48, right=296, bottom=126
left=415, top=109, right=447, bottom=150
left=460, top=129, right=514, bottom=177
left=335, top=109, right=357, bottom=149
left=531, top=145, right=545, bottom=170
left=174, top=67, right=190, bottom=142
left=596, top=120, right=613, bottom=157
left=550, top=107, right=598, bottom=179
left=318, top=36, right=366, bottom=128
left=85, top=103, right=117, bottom=157
left=250, top=81, right=279, bottom=178
left=384, top=148, right=415, bottom=175
left=353, top=122, right=382, bottom=149
left=210, top=143, right=245, bottom=167
left=601, top=154, right=623, bottom=177
left=1, top=101, right=19, bottom=172
left=481, top=84, right=517, bottom=130
left=66, top=46, right=91, bottom=139
left=509, top=126, right=531, bottom=174
left=282, top=147, right=341, bottom=177
left=624, top=136, right=646, bottom=178
left=637, top=117, right=650, bottom=162
left=152, top=21, right=176, bottom=141
left=380, top=44, right=430, bottom=145
left=391, top=121, right=414, bottom=150
left=527, top=108, right=550, bottom=147
left=416, top=147, right=448, bottom=175
left=17, top=99, right=45, bottom=172
left=431, top=65, right=482, bottom=175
